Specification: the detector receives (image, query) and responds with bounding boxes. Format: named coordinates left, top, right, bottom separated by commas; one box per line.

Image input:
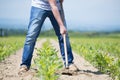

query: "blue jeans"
left=21, top=6, right=74, bottom=69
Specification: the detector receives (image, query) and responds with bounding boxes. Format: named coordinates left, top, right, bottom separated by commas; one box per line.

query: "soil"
left=0, top=39, right=112, bottom=80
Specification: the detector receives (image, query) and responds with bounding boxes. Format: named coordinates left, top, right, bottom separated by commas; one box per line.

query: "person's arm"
left=48, top=0, right=66, bottom=34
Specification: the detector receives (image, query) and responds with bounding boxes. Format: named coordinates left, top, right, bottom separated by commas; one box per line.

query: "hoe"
left=60, top=3, right=79, bottom=75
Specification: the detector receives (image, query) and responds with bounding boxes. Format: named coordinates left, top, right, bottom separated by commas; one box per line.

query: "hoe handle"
left=63, top=34, right=69, bottom=68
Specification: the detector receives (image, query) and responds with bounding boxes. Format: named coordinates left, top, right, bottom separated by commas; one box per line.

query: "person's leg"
left=20, top=7, right=47, bottom=69
left=48, top=11, right=74, bottom=67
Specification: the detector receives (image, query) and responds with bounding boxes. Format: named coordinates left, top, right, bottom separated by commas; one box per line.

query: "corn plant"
left=34, top=40, right=62, bottom=80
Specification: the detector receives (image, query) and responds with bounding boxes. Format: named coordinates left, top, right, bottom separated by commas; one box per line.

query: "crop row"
left=0, top=36, right=25, bottom=61
left=71, top=38, right=120, bottom=80
left=34, top=40, right=62, bottom=80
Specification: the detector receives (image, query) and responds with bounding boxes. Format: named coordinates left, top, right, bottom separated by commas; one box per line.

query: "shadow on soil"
left=59, top=69, right=103, bottom=76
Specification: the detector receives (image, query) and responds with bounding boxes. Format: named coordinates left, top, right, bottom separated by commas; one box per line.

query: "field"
left=0, top=32, right=120, bottom=80
left=0, top=36, right=25, bottom=61
left=71, top=38, right=120, bottom=57
left=71, top=37, right=120, bottom=80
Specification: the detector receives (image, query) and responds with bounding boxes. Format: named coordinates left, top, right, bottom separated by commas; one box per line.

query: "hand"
left=60, top=25, right=67, bottom=35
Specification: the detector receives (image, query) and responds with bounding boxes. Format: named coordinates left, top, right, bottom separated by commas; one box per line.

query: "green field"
left=71, top=38, right=120, bottom=57
left=71, top=37, right=120, bottom=80
left=0, top=36, right=25, bottom=61
left=0, top=32, right=120, bottom=80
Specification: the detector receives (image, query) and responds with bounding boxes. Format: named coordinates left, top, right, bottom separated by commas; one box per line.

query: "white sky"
left=0, top=0, right=120, bottom=31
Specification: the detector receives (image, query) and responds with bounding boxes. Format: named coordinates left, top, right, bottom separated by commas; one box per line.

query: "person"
left=19, top=0, right=78, bottom=73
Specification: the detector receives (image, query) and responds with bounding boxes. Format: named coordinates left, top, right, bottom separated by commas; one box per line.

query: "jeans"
left=21, top=6, right=74, bottom=69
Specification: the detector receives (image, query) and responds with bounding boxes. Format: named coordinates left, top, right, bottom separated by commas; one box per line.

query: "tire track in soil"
left=0, top=39, right=46, bottom=80
left=50, top=39, right=112, bottom=80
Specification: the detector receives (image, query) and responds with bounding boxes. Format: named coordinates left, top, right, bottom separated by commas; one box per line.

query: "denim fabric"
left=21, top=6, right=74, bottom=69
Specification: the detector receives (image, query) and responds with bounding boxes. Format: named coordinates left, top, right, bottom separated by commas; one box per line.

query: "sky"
left=0, top=0, right=120, bottom=31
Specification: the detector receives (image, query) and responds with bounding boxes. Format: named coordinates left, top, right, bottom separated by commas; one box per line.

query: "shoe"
left=18, top=65, right=29, bottom=75
left=68, top=64, right=79, bottom=71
